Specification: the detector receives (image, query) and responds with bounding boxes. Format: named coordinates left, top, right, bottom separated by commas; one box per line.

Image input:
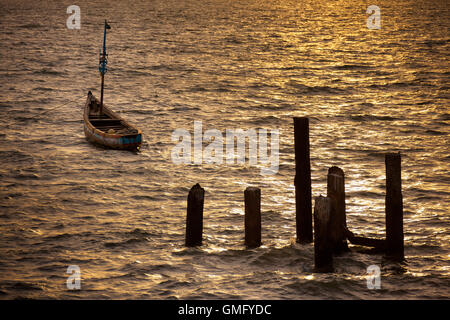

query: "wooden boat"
left=84, top=91, right=142, bottom=150
left=83, top=20, right=142, bottom=151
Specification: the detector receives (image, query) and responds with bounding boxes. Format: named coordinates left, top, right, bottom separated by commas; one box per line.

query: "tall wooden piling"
left=294, top=117, right=312, bottom=243
left=185, top=183, right=205, bottom=247
left=327, top=166, right=348, bottom=254
left=244, top=187, right=261, bottom=248
left=314, top=196, right=333, bottom=273
left=385, top=153, right=404, bottom=261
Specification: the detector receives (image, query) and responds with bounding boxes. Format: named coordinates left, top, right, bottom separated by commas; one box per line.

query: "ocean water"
left=0, top=0, right=448, bottom=299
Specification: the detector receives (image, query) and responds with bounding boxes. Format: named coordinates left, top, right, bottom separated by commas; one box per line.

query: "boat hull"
left=83, top=123, right=142, bottom=150
left=83, top=92, right=142, bottom=151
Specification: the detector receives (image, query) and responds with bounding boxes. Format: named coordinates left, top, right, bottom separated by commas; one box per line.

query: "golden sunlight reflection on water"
left=0, top=0, right=448, bottom=299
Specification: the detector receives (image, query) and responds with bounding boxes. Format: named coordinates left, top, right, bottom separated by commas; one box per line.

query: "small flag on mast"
left=99, top=20, right=110, bottom=76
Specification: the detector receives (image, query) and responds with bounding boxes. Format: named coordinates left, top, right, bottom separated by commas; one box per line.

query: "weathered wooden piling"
left=294, top=117, right=313, bottom=243
left=244, top=187, right=261, bottom=248
left=314, top=196, right=333, bottom=272
left=185, top=183, right=205, bottom=247
left=385, top=152, right=404, bottom=261
left=327, top=166, right=348, bottom=254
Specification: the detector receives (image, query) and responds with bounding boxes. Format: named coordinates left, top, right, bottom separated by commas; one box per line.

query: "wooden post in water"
left=314, top=196, right=333, bottom=273
left=327, top=166, right=348, bottom=254
left=385, top=153, right=404, bottom=261
left=244, top=187, right=262, bottom=248
left=294, top=117, right=312, bottom=243
left=185, top=183, right=205, bottom=247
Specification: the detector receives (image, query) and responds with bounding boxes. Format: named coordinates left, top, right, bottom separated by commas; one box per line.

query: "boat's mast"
left=99, top=20, right=110, bottom=114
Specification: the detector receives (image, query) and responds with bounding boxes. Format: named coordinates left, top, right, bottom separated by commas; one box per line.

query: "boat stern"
left=120, top=132, right=143, bottom=150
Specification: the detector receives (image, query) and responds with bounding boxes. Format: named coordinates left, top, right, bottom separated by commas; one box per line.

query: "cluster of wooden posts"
left=184, top=117, right=404, bottom=272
